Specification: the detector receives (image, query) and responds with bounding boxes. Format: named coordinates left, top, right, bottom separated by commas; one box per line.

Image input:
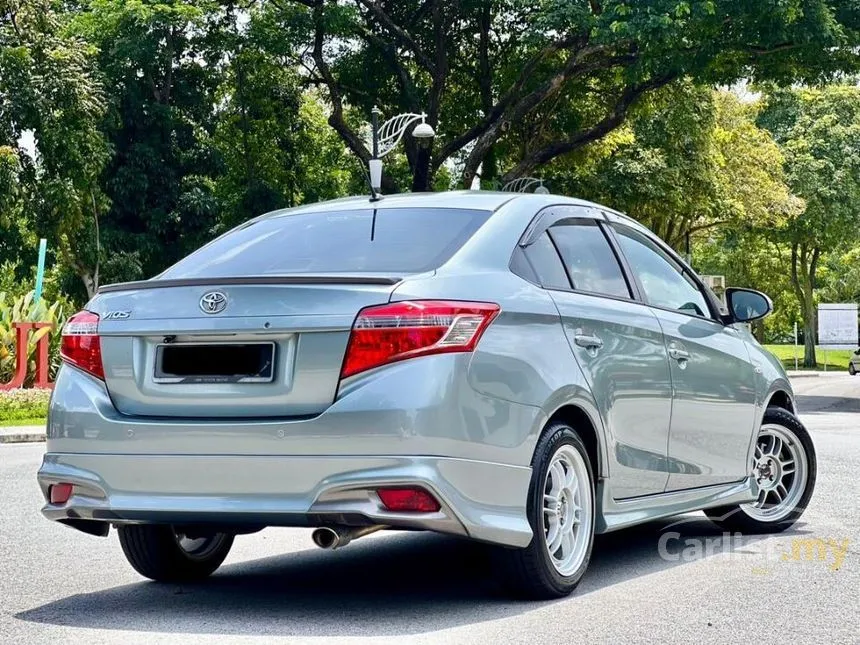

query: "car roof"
left=258, top=190, right=630, bottom=220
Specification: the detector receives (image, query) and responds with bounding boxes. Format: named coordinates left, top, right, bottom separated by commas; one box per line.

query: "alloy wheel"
left=542, top=445, right=593, bottom=576
left=741, top=424, right=808, bottom=523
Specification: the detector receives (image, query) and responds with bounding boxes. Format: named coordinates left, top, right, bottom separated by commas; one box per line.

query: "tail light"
left=340, top=300, right=500, bottom=378
left=61, top=311, right=104, bottom=380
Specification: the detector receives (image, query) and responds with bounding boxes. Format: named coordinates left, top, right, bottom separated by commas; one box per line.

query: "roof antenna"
left=368, top=107, right=382, bottom=202
left=366, top=164, right=381, bottom=202
left=355, top=154, right=381, bottom=203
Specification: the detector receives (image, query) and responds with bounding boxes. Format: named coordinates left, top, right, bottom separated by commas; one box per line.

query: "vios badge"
left=199, top=291, right=228, bottom=314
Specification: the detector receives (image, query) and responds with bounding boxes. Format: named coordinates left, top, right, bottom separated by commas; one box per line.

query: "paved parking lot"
left=1, top=375, right=857, bottom=644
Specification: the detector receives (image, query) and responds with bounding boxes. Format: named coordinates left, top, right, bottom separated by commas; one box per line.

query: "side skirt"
left=595, top=477, right=758, bottom=534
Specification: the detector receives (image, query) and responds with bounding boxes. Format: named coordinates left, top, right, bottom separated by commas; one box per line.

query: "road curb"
left=787, top=372, right=820, bottom=378
left=0, top=432, right=46, bottom=444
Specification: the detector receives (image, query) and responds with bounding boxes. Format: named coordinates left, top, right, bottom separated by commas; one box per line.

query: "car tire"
left=849, top=363, right=856, bottom=376
left=117, top=524, right=234, bottom=582
left=498, top=422, right=595, bottom=599
left=705, top=407, right=816, bottom=534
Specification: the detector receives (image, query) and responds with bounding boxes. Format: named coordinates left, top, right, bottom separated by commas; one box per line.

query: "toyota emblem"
left=199, top=291, right=228, bottom=314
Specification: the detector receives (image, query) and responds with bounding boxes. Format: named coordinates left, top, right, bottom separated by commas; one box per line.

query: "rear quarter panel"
left=390, top=271, right=608, bottom=477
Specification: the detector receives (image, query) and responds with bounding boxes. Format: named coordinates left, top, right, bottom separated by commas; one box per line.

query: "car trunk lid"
left=90, top=277, right=401, bottom=418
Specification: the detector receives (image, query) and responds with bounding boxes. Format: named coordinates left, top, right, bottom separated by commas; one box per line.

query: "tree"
left=69, top=0, right=230, bottom=284
left=1, top=0, right=110, bottom=299
left=695, top=230, right=801, bottom=344
left=66, top=0, right=364, bottom=284
left=212, top=7, right=363, bottom=231
left=758, top=85, right=860, bottom=366
left=264, top=0, right=860, bottom=192
left=820, top=245, right=860, bottom=306
left=542, top=85, right=796, bottom=251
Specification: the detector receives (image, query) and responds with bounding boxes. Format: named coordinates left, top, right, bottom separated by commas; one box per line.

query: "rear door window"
left=159, top=208, right=492, bottom=278
left=549, top=222, right=632, bottom=299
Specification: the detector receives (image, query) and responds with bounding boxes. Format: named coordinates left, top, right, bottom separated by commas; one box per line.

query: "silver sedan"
left=39, top=191, right=816, bottom=598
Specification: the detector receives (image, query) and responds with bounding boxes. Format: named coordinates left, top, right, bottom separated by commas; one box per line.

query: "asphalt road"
left=1, top=375, right=858, bottom=645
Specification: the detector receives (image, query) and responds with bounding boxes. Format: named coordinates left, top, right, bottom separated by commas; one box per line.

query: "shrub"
left=0, top=290, right=68, bottom=386
left=0, top=388, right=51, bottom=423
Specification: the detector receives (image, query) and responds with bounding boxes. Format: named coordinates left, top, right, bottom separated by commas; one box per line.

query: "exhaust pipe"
left=311, top=525, right=387, bottom=550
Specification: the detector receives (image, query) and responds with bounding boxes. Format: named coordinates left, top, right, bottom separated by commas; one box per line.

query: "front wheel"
left=499, top=422, right=595, bottom=599
left=705, top=408, right=816, bottom=534
left=117, top=525, right=234, bottom=582
left=849, top=363, right=856, bottom=376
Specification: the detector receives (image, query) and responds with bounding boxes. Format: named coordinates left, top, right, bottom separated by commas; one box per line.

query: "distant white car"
left=850, top=350, right=860, bottom=375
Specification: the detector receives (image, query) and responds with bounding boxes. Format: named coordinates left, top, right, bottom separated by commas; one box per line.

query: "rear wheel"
left=499, top=422, right=595, bottom=599
left=849, top=363, right=856, bottom=376
left=705, top=408, right=816, bottom=534
left=117, top=525, right=234, bottom=582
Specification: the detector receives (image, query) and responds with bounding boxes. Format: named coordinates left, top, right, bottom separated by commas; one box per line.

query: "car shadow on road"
left=16, top=517, right=811, bottom=638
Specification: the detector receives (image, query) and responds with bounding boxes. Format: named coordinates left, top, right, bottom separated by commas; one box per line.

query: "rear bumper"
left=42, top=353, right=544, bottom=547
left=38, top=452, right=532, bottom=546
left=46, top=358, right=543, bottom=465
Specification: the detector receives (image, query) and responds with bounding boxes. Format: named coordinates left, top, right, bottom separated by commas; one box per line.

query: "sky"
left=17, top=129, right=36, bottom=162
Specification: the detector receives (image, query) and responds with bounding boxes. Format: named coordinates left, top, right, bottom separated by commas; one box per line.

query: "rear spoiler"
left=97, top=275, right=403, bottom=294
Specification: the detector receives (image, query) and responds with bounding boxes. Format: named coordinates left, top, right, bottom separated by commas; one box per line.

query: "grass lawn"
left=762, top=344, right=854, bottom=371
left=0, top=417, right=46, bottom=428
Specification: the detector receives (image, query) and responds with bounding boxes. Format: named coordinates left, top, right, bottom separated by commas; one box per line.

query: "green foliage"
left=48, top=0, right=365, bottom=282
left=695, top=231, right=800, bottom=343
left=757, top=84, right=860, bottom=365
left=820, top=245, right=860, bottom=304
left=260, top=0, right=860, bottom=190
left=0, top=387, right=50, bottom=423
left=764, top=86, right=860, bottom=248
left=546, top=84, right=795, bottom=251
left=67, top=0, right=228, bottom=282
left=0, top=289, right=67, bottom=386
left=1, top=0, right=110, bottom=299
left=2, top=0, right=860, bottom=321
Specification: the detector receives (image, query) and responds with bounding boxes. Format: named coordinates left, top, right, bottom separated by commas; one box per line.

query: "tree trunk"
left=802, top=303, right=816, bottom=367
left=79, top=271, right=96, bottom=300
left=90, top=189, right=100, bottom=296
left=790, top=242, right=819, bottom=368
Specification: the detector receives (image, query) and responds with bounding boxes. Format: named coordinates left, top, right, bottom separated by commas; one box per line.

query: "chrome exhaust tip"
left=311, top=525, right=387, bottom=550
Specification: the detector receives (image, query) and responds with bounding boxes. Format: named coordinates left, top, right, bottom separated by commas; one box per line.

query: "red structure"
left=0, top=322, right=54, bottom=390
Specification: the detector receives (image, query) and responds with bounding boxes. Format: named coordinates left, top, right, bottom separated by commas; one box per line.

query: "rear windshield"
left=159, top=208, right=491, bottom=278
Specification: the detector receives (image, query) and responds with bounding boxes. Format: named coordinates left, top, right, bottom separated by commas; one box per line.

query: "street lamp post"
left=368, top=106, right=435, bottom=194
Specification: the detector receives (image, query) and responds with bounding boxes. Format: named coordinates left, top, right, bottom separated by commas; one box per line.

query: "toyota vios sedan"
left=39, top=191, right=816, bottom=598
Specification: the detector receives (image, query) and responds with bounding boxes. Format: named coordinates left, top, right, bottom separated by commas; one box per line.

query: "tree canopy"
left=2, top=0, right=860, bottom=346
left=757, top=84, right=860, bottom=365
left=277, top=0, right=860, bottom=190
left=1, top=0, right=108, bottom=295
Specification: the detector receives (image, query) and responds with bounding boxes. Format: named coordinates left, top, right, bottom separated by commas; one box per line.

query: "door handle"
left=574, top=334, right=604, bottom=350
left=668, top=347, right=690, bottom=361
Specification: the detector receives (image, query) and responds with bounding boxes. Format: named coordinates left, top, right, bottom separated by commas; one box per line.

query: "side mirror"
left=725, top=287, right=773, bottom=324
